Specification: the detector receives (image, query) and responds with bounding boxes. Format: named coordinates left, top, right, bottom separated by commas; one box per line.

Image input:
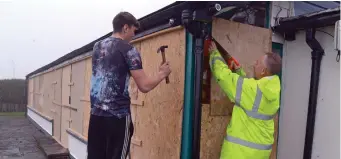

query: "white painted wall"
left=68, top=133, right=87, bottom=159
left=27, top=108, right=53, bottom=135
left=278, top=26, right=340, bottom=159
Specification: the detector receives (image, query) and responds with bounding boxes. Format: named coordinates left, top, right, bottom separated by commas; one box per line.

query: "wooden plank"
left=62, top=65, right=71, bottom=106
left=34, top=76, right=40, bottom=111
left=82, top=58, right=92, bottom=137
left=200, top=104, right=230, bottom=159
left=61, top=106, right=71, bottom=148
left=55, top=69, right=63, bottom=141
left=130, top=28, right=185, bottom=159
left=59, top=65, right=73, bottom=145
left=70, top=60, right=86, bottom=134
left=200, top=18, right=273, bottom=159
left=28, top=79, right=34, bottom=106
left=43, top=72, right=53, bottom=118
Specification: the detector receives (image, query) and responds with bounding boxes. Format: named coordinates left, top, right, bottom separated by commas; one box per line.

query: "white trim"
left=67, top=131, right=87, bottom=159
left=27, top=107, right=53, bottom=135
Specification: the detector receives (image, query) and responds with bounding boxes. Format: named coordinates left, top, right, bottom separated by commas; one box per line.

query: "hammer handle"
left=161, top=52, right=170, bottom=84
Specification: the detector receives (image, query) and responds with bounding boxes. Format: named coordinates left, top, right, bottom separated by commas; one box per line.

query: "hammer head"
left=157, top=45, right=168, bottom=53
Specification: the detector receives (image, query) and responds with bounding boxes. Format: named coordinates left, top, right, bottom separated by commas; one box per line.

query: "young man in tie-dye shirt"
left=87, top=12, right=171, bottom=159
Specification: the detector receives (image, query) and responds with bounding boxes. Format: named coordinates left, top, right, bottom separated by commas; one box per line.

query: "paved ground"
left=0, top=115, right=46, bottom=159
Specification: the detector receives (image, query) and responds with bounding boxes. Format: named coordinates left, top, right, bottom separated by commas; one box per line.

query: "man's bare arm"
left=130, top=70, right=163, bottom=93
left=130, top=62, right=171, bottom=93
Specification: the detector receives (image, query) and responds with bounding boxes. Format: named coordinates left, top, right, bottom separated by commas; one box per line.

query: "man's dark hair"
left=112, top=12, right=140, bottom=33
left=265, top=52, right=282, bottom=75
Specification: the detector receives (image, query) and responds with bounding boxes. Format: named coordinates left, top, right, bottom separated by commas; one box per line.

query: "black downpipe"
left=303, top=28, right=324, bottom=159
left=192, top=36, right=204, bottom=159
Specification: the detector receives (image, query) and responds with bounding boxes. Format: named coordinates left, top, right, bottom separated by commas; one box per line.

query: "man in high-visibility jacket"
left=208, top=42, right=282, bottom=159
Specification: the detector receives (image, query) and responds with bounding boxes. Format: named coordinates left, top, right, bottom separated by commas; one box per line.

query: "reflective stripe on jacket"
left=209, top=49, right=281, bottom=159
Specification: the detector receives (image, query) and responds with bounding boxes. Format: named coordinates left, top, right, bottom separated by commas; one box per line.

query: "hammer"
left=157, top=45, right=170, bottom=84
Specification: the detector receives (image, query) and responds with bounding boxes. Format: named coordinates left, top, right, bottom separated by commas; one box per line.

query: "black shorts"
left=87, top=114, right=134, bottom=159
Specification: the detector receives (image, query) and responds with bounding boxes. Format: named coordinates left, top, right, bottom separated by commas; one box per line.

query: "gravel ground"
left=0, top=115, right=46, bottom=159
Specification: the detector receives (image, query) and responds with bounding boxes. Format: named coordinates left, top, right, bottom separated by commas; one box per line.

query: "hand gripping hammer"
left=157, top=45, right=170, bottom=84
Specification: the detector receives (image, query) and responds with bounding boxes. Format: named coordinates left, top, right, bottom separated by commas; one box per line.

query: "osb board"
left=33, top=76, right=40, bottom=110
left=52, top=69, right=63, bottom=141
left=61, top=106, right=71, bottom=148
left=210, top=18, right=272, bottom=116
left=202, top=18, right=276, bottom=159
left=28, top=79, right=33, bottom=106
left=200, top=104, right=230, bottom=159
left=129, top=28, right=185, bottom=159
left=42, top=72, right=53, bottom=117
left=70, top=60, right=86, bottom=134
left=62, top=65, right=71, bottom=106
left=129, top=42, right=142, bottom=140
left=61, top=64, right=73, bottom=147
left=39, top=74, right=44, bottom=93
left=52, top=69, right=63, bottom=103
left=82, top=58, right=92, bottom=138
left=212, top=18, right=272, bottom=75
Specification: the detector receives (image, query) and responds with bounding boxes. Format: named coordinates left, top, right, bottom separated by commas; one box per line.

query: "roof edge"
left=272, top=7, right=340, bottom=40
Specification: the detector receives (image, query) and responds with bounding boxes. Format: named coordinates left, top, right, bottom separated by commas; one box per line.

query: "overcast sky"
left=0, top=0, right=175, bottom=79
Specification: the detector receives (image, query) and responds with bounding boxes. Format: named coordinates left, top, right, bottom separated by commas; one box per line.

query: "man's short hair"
left=264, top=52, right=282, bottom=75
left=112, top=12, right=140, bottom=33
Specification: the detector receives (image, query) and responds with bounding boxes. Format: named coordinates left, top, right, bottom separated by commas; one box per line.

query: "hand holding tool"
left=157, top=45, right=170, bottom=84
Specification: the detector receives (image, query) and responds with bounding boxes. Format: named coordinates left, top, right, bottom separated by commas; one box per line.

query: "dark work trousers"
left=87, top=114, right=134, bottom=159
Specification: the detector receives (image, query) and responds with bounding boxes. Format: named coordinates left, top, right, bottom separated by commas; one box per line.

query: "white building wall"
left=27, top=107, right=53, bottom=136
left=278, top=26, right=340, bottom=159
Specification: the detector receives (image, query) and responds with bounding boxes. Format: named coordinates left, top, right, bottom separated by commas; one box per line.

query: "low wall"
left=27, top=106, right=53, bottom=136
left=67, top=128, right=88, bottom=159
left=0, top=103, right=26, bottom=112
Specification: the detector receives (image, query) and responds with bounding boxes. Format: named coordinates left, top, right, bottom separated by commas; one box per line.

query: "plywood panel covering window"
left=82, top=58, right=92, bottom=138
left=62, top=65, right=72, bottom=106
left=34, top=76, right=40, bottom=110
left=51, top=69, right=63, bottom=141
left=199, top=18, right=273, bottom=159
left=28, top=79, right=34, bottom=106
left=61, top=65, right=72, bottom=147
left=129, top=28, right=186, bottom=159
left=70, top=60, right=86, bottom=134
left=42, top=73, right=52, bottom=117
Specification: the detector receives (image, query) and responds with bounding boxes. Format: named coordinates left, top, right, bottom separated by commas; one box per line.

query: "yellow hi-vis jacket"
left=209, top=49, right=281, bottom=159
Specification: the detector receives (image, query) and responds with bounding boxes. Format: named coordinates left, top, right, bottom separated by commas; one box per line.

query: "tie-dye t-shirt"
left=90, top=37, right=142, bottom=118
